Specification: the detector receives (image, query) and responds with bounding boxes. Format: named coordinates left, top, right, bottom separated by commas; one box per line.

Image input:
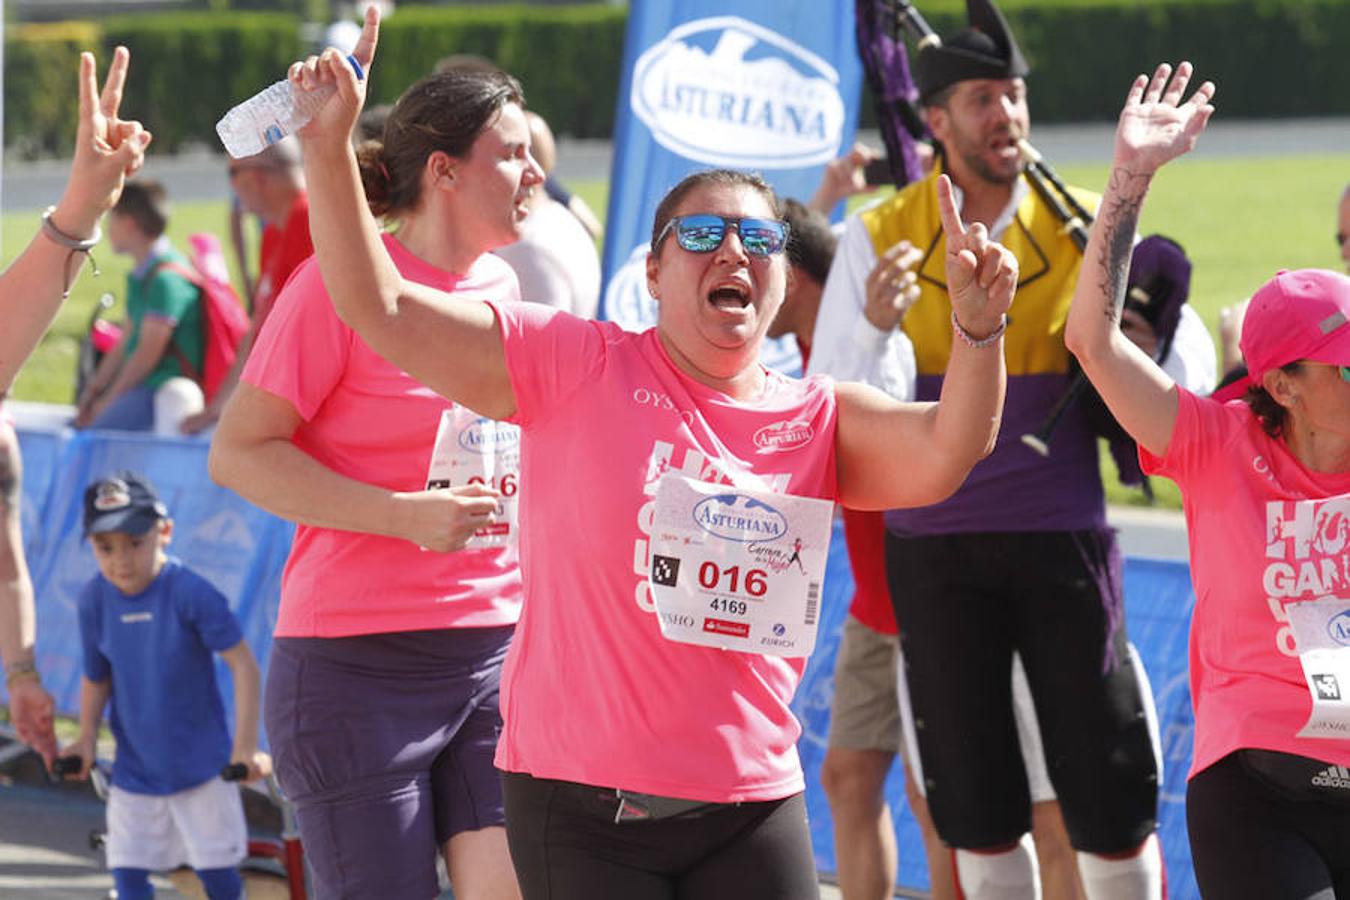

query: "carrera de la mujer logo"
left=631, top=16, right=846, bottom=168
left=693, top=493, right=788, bottom=542
left=457, top=417, right=520, bottom=453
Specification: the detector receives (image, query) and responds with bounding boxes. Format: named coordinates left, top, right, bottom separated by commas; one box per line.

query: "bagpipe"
left=855, top=0, right=1192, bottom=490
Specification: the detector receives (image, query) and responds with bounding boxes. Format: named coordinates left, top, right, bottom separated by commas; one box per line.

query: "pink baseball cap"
left=1240, top=269, right=1350, bottom=382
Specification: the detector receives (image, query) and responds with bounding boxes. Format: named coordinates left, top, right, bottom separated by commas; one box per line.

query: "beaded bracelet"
left=40, top=206, right=101, bottom=299
left=951, top=311, right=1007, bottom=348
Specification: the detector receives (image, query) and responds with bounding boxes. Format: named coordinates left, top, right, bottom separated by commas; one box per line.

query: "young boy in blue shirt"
left=62, top=472, right=268, bottom=900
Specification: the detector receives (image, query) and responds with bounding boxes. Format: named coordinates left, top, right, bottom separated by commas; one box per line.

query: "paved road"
left=4, top=117, right=1349, bottom=213
left=0, top=760, right=854, bottom=899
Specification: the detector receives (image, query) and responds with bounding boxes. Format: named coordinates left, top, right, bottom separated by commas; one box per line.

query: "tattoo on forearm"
left=1096, top=167, right=1150, bottom=325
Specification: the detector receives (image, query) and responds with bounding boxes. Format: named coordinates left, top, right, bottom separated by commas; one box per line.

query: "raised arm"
left=291, top=9, right=516, bottom=420
left=1064, top=62, right=1215, bottom=458
left=0, top=49, right=150, bottom=394
left=835, top=175, right=1013, bottom=509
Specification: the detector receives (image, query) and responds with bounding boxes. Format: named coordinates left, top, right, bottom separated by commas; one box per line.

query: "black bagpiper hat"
left=913, top=0, right=1030, bottom=104
left=83, top=471, right=168, bottom=537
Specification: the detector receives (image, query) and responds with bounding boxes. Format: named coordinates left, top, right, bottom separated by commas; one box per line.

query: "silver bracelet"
left=951, top=311, right=1007, bottom=348
left=40, top=206, right=101, bottom=298
left=41, top=206, right=100, bottom=251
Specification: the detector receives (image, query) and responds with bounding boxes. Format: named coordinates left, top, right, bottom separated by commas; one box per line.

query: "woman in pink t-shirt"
left=209, top=63, right=542, bottom=899
left=279, top=13, right=1015, bottom=898
left=1065, top=63, right=1350, bottom=896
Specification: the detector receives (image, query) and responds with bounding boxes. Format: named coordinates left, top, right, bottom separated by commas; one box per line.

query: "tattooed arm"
left=1064, top=62, right=1215, bottom=458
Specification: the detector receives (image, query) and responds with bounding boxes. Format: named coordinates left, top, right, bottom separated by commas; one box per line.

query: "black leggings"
left=1188, top=752, right=1350, bottom=899
left=501, top=772, right=820, bottom=899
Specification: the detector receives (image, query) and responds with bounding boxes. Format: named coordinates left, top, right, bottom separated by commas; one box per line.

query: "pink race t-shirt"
left=1141, top=388, right=1350, bottom=777
left=490, top=301, right=840, bottom=803
left=242, top=234, right=523, bottom=637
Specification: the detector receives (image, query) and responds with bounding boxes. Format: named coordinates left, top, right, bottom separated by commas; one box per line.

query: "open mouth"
left=990, top=132, right=1022, bottom=161
left=708, top=283, right=751, bottom=310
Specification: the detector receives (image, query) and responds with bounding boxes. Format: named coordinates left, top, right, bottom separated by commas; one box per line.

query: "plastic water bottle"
left=216, top=54, right=364, bottom=159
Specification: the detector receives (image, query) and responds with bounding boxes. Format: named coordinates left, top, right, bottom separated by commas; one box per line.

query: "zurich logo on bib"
left=632, top=17, right=846, bottom=169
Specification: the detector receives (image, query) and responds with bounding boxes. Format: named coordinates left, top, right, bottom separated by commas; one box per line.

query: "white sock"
left=955, top=834, right=1040, bottom=900
left=1077, top=833, right=1162, bottom=900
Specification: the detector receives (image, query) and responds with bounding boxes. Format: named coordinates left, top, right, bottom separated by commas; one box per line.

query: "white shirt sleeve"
left=1159, top=304, right=1217, bottom=395
left=805, top=214, right=917, bottom=402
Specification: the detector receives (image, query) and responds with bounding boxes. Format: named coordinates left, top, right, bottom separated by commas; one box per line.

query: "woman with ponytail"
left=209, top=65, right=542, bottom=900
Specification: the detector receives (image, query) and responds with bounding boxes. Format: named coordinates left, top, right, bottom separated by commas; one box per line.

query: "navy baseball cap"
left=83, top=472, right=168, bottom=537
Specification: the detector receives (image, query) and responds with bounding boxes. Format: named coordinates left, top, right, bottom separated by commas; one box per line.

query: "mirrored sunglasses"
left=656, top=214, right=789, bottom=257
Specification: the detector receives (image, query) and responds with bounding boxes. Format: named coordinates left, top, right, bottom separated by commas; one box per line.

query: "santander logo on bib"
left=631, top=16, right=846, bottom=169
left=693, top=493, right=789, bottom=542
left=754, top=419, right=814, bottom=452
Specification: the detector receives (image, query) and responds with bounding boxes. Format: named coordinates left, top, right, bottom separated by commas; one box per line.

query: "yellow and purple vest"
left=862, top=168, right=1106, bottom=535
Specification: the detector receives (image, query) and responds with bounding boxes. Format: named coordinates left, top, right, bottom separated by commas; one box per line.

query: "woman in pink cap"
left=1065, top=62, right=1350, bottom=896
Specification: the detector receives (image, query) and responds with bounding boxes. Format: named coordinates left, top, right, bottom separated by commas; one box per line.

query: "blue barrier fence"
left=4, top=422, right=1198, bottom=896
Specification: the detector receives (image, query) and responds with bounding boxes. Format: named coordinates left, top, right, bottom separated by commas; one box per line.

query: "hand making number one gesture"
left=291, top=4, right=382, bottom=150
left=937, top=173, right=1018, bottom=342
left=1114, top=61, right=1216, bottom=176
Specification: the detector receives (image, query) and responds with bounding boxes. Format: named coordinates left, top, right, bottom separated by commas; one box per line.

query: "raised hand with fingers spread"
left=1065, top=62, right=1218, bottom=460
left=1114, top=61, right=1216, bottom=177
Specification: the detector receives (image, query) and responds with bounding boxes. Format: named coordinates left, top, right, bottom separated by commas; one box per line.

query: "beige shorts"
left=827, top=614, right=903, bottom=753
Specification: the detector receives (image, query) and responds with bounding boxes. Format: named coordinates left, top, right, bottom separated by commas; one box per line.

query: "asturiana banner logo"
left=631, top=16, right=845, bottom=169
left=693, top=493, right=789, bottom=542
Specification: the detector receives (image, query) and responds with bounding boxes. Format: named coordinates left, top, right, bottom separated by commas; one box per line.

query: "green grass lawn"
left=5, top=154, right=1345, bottom=506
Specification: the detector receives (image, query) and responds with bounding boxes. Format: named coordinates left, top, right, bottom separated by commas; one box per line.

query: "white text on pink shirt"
left=1263, top=497, right=1350, bottom=656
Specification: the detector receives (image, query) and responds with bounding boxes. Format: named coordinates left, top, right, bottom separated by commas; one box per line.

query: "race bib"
left=425, top=408, right=521, bottom=549
left=1287, top=597, right=1350, bottom=739
left=648, top=473, right=833, bottom=656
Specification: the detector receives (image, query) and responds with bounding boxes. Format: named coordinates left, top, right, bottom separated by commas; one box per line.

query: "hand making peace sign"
left=63, top=47, right=151, bottom=234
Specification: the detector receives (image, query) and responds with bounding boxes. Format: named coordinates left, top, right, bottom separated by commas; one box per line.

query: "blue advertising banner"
left=599, top=1, right=865, bottom=374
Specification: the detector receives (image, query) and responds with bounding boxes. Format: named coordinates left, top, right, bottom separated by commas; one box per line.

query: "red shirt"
left=253, top=191, right=313, bottom=327
left=799, top=336, right=897, bottom=635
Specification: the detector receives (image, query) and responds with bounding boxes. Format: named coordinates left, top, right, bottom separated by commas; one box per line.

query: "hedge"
left=5, top=21, right=102, bottom=159
left=367, top=4, right=626, bottom=139
left=5, top=1, right=1350, bottom=158
left=100, top=12, right=307, bottom=154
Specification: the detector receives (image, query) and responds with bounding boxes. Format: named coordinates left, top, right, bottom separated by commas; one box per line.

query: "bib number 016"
left=698, top=562, right=768, bottom=597
left=466, top=473, right=518, bottom=496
